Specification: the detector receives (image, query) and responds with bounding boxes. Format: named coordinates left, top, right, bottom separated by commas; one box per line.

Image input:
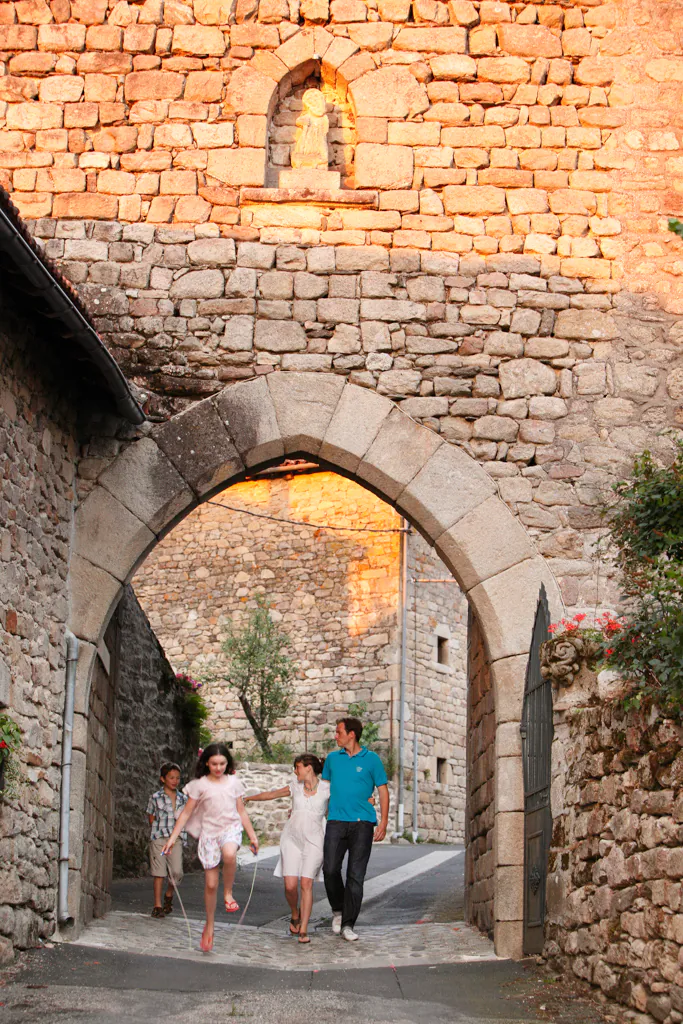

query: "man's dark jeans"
left=323, top=819, right=374, bottom=930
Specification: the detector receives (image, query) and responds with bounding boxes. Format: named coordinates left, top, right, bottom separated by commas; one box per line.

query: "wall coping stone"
left=240, top=188, right=379, bottom=207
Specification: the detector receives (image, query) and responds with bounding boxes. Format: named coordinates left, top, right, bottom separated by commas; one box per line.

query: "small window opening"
left=436, top=757, right=447, bottom=785
left=437, top=635, right=449, bottom=666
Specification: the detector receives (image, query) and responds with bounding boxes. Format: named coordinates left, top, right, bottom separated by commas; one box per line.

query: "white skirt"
left=273, top=812, right=325, bottom=881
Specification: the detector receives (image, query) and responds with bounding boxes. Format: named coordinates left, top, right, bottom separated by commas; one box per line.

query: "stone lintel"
left=240, top=187, right=378, bottom=207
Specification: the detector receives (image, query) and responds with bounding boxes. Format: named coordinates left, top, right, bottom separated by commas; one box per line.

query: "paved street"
left=0, top=844, right=613, bottom=1023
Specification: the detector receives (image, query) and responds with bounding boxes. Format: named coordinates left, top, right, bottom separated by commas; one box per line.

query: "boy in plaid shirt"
left=146, top=762, right=188, bottom=918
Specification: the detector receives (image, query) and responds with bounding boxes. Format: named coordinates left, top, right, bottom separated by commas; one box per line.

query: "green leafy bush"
left=175, top=673, right=211, bottom=746
left=598, top=443, right=683, bottom=711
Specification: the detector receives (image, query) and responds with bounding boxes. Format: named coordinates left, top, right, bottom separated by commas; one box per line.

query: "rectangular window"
left=436, top=757, right=447, bottom=785
left=437, top=635, right=449, bottom=666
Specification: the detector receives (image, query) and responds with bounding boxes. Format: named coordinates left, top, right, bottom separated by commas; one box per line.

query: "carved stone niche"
left=267, top=69, right=355, bottom=189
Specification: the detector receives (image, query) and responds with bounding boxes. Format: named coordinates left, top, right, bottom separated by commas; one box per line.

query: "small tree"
left=218, top=597, right=295, bottom=758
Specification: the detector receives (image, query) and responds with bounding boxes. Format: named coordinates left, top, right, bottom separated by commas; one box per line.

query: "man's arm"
left=374, top=784, right=389, bottom=842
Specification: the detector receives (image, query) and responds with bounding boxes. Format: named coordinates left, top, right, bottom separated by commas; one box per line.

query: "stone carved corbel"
left=540, top=635, right=601, bottom=688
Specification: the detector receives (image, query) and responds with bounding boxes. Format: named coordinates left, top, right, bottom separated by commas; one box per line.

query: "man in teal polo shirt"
left=322, top=716, right=389, bottom=942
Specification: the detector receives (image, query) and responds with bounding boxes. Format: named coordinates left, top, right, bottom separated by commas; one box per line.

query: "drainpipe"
left=58, top=632, right=79, bottom=926
left=395, top=520, right=409, bottom=837
left=411, top=568, right=419, bottom=844
left=412, top=729, right=419, bottom=843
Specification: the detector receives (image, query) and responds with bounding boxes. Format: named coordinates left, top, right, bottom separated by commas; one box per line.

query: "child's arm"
left=236, top=797, right=259, bottom=856
left=162, top=797, right=196, bottom=854
left=244, top=786, right=289, bottom=803
left=148, top=814, right=156, bottom=826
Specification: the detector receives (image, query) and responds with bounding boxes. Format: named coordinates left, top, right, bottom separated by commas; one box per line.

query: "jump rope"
left=162, top=848, right=259, bottom=953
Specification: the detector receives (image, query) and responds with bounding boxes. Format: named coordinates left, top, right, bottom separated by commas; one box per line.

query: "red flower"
left=605, top=649, right=613, bottom=656
left=0, top=740, right=7, bottom=749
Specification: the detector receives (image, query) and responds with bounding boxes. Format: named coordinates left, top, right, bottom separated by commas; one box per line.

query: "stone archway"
left=67, top=372, right=562, bottom=958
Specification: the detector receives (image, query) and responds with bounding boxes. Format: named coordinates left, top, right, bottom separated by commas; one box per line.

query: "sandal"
left=163, top=895, right=173, bottom=915
left=289, top=913, right=301, bottom=935
left=224, top=896, right=240, bottom=913
left=298, top=932, right=311, bottom=944
left=200, top=925, right=213, bottom=952
left=151, top=906, right=165, bottom=919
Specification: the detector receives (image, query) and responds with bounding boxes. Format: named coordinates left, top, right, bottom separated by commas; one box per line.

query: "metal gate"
left=520, top=584, right=553, bottom=956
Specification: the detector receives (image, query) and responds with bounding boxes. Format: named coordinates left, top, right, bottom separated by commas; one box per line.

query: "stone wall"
left=0, top=0, right=681, bottom=642
left=238, top=761, right=296, bottom=844
left=0, top=275, right=81, bottom=961
left=465, top=606, right=495, bottom=938
left=133, top=467, right=468, bottom=841
left=547, top=698, right=683, bottom=1024
left=113, top=585, right=199, bottom=879
left=406, top=525, right=468, bottom=841
left=81, top=636, right=116, bottom=923
left=133, top=469, right=404, bottom=749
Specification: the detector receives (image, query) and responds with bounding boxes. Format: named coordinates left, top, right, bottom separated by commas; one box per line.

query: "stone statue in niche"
left=291, top=89, right=329, bottom=170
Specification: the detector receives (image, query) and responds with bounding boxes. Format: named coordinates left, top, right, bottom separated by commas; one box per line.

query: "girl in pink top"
left=163, top=743, right=258, bottom=952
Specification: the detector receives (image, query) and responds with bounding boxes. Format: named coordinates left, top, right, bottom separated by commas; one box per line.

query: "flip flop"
left=200, top=925, right=213, bottom=952
left=224, top=897, right=240, bottom=913
left=289, top=913, right=301, bottom=935
left=298, top=932, right=311, bottom=944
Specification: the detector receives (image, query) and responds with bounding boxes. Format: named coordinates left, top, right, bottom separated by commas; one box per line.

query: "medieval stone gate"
left=67, top=372, right=562, bottom=958
left=3, top=0, right=683, bottom=967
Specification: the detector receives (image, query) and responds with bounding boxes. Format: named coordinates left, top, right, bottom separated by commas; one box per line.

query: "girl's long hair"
left=293, top=752, right=324, bottom=775
left=195, top=742, right=235, bottom=778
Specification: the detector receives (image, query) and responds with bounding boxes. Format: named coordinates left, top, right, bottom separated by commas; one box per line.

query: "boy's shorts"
left=149, top=837, right=184, bottom=881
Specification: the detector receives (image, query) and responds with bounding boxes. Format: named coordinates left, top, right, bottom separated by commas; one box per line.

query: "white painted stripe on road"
left=307, top=847, right=464, bottom=923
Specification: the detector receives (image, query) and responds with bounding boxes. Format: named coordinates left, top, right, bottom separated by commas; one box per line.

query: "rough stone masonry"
left=3, top=0, right=683, bottom=980
left=3, top=0, right=683, bottom=622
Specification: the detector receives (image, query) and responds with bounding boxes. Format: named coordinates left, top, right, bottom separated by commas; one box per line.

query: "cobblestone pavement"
left=73, top=910, right=497, bottom=971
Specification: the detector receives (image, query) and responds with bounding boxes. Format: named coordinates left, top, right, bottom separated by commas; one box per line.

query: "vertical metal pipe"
left=412, top=571, right=419, bottom=842
left=58, top=632, right=79, bottom=925
left=389, top=688, right=394, bottom=768
left=396, top=520, right=409, bottom=836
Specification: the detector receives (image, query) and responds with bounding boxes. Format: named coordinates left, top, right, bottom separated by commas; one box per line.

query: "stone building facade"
left=4, top=0, right=683, bottom=971
left=133, top=466, right=468, bottom=842
left=1, top=0, right=681, bottom=625
left=0, top=185, right=144, bottom=961
left=0, top=269, right=80, bottom=963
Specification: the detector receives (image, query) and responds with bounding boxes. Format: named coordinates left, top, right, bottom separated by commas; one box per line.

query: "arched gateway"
left=68, top=371, right=562, bottom=959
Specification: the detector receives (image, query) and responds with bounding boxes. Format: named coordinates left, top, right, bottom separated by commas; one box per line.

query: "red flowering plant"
left=176, top=672, right=203, bottom=693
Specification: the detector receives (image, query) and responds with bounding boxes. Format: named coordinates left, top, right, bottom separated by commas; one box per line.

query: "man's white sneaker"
left=341, top=926, right=358, bottom=942
left=331, top=913, right=342, bottom=935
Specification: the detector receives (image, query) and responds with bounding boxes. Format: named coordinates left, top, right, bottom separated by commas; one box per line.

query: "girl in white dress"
left=245, top=753, right=329, bottom=944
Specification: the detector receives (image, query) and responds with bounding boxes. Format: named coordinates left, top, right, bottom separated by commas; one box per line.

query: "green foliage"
left=598, top=441, right=683, bottom=712
left=0, top=712, right=24, bottom=802
left=175, top=672, right=210, bottom=744
left=348, top=701, right=380, bottom=746
left=669, top=218, right=683, bottom=240
left=211, top=596, right=295, bottom=757
left=0, top=712, right=21, bottom=754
